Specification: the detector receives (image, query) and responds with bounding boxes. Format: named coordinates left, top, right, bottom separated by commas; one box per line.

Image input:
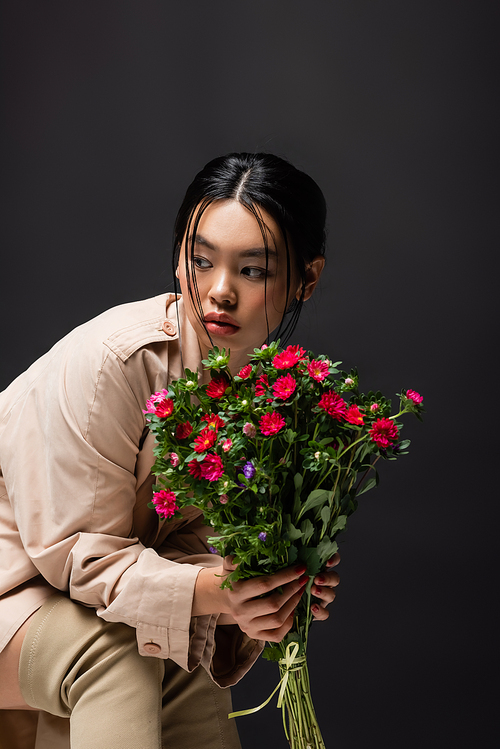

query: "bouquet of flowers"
left=145, top=342, right=424, bottom=748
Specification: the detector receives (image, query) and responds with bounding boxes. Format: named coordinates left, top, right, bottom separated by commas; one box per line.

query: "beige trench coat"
left=0, top=293, right=263, bottom=746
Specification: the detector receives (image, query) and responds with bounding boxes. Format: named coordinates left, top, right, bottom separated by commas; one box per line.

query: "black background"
left=1, top=2, right=497, bottom=747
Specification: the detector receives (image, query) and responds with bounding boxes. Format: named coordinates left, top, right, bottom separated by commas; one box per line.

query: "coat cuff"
left=97, top=548, right=202, bottom=670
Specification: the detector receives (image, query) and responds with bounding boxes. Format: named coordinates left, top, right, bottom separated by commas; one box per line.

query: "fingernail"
left=311, top=604, right=319, bottom=614
left=298, top=574, right=309, bottom=585
left=315, top=575, right=325, bottom=585
left=294, top=565, right=307, bottom=576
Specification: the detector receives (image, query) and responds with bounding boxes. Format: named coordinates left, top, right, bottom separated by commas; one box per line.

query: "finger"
left=325, top=553, right=341, bottom=569
left=251, top=587, right=304, bottom=642
left=231, top=564, right=308, bottom=603
left=310, top=585, right=337, bottom=605
left=311, top=603, right=329, bottom=622
left=313, top=569, right=340, bottom=588
left=222, top=555, right=238, bottom=572
left=237, top=575, right=308, bottom=617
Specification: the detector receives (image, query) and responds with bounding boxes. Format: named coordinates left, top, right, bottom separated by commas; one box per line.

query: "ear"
left=297, top=255, right=325, bottom=301
left=175, top=266, right=180, bottom=279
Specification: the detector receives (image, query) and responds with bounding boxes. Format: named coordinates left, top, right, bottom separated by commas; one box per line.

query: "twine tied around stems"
left=228, top=643, right=307, bottom=719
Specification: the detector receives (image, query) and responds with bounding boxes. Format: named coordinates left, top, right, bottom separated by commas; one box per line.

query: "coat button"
left=162, top=320, right=176, bottom=336
left=143, top=642, right=161, bottom=655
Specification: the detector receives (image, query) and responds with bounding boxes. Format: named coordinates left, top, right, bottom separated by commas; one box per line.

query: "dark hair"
left=172, top=152, right=326, bottom=344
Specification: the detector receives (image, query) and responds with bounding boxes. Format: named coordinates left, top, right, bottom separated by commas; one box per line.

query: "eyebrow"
left=190, top=234, right=278, bottom=259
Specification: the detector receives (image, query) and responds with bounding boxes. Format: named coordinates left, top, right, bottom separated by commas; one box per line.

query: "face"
left=177, top=199, right=303, bottom=372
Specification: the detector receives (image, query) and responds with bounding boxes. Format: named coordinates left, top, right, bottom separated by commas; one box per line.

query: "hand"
left=309, top=553, right=341, bottom=621
left=194, top=559, right=310, bottom=642
left=220, top=557, right=313, bottom=642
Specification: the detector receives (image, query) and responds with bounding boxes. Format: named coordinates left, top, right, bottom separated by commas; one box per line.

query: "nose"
left=209, top=268, right=237, bottom=306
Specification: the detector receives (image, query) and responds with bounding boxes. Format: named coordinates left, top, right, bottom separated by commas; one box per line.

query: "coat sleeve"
left=1, top=328, right=262, bottom=684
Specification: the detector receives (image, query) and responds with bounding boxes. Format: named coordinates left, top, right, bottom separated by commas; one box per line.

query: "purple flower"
left=258, top=532, right=267, bottom=542
left=209, top=546, right=218, bottom=554
left=243, top=461, right=256, bottom=480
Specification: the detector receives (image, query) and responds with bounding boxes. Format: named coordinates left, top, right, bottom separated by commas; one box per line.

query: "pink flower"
left=259, top=411, right=286, bottom=436
left=243, top=422, right=257, bottom=438
left=222, top=438, right=233, bottom=452
left=344, top=377, right=354, bottom=386
left=144, top=390, right=174, bottom=418
left=219, top=494, right=229, bottom=504
left=370, top=403, right=380, bottom=413
left=188, top=459, right=203, bottom=479
left=406, top=389, right=423, bottom=404
left=176, top=421, right=193, bottom=439
left=201, top=413, right=225, bottom=431
left=318, top=390, right=347, bottom=421
left=170, top=452, right=179, bottom=467
left=194, top=427, right=217, bottom=454
left=236, top=364, right=252, bottom=379
left=345, top=404, right=364, bottom=425
left=200, top=453, right=225, bottom=481
left=369, top=417, right=399, bottom=448
left=152, top=489, right=178, bottom=519
left=272, top=345, right=306, bottom=370
left=307, top=359, right=330, bottom=382
left=206, top=374, right=230, bottom=399
left=272, top=373, right=297, bottom=400
left=255, top=374, right=269, bottom=397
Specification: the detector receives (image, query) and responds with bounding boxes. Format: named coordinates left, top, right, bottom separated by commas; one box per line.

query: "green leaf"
left=356, top=476, right=377, bottom=496
left=262, top=646, right=281, bottom=662
left=316, top=536, right=338, bottom=564
left=298, top=489, right=332, bottom=519
left=298, top=547, right=322, bottom=575
left=283, top=514, right=303, bottom=541
left=320, top=505, right=330, bottom=534
left=300, top=518, right=314, bottom=544
left=294, top=473, right=303, bottom=493
left=330, top=514, right=347, bottom=535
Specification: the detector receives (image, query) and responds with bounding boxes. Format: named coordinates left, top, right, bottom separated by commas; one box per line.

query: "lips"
left=203, top=312, right=240, bottom=336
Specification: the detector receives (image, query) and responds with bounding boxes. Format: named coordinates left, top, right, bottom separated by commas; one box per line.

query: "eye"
left=193, top=256, right=212, bottom=270
left=241, top=266, right=269, bottom=279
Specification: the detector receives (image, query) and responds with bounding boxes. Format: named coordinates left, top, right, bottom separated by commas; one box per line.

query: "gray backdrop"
left=1, top=2, right=497, bottom=747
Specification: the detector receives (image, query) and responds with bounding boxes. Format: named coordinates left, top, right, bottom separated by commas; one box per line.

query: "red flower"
left=188, top=459, right=203, bottom=479
left=272, top=345, right=307, bottom=370
left=369, top=417, right=399, bottom=448
left=152, top=489, right=178, bottom=519
left=206, top=374, right=230, bottom=398
left=194, top=427, right=217, bottom=453
left=406, top=389, right=423, bottom=404
left=201, top=413, right=225, bottom=431
left=144, top=390, right=174, bottom=418
left=255, top=374, right=269, bottom=397
left=259, top=411, right=286, bottom=436
left=272, top=373, right=297, bottom=400
left=307, top=359, right=330, bottom=382
left=200, top=453, right=225, bottom=481
left=176, top=421, right=193, bottom=439
left=318, top=390, right=347, bottom=421
left=345, top=404, right=364, bottom=425
left=236, top=364, right=252, bottom=379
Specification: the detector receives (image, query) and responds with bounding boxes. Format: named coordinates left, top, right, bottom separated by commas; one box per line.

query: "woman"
left=0, top=153, right=340, bottom=749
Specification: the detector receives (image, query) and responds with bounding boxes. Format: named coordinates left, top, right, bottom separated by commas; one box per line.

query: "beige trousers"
left=13, top=594, right=241, bottom=749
